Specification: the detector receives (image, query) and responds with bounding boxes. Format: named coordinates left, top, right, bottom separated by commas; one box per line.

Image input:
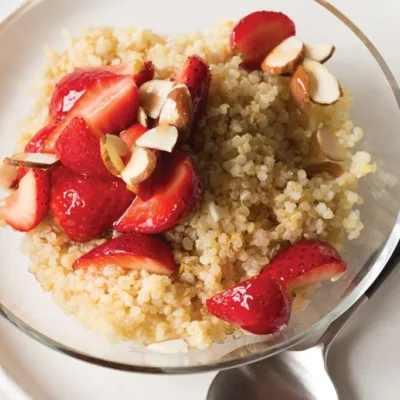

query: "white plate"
left=1, top=0, right=400, bottom=398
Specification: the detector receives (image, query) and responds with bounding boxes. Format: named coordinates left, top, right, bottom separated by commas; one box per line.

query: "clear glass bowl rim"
left=0, top=0, right=399, bottom=374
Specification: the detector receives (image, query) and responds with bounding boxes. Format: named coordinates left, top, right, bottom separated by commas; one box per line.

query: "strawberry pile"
left=0, top=57, right=210, bottom=276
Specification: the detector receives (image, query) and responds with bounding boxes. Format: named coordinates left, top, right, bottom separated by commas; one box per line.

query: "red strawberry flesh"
left=115, top=150, right=204, bottom=234
left=0, top=169, right=50, bottom=232
left=120, top=123, right=148, bottom=150
left=50, top=165, right=134, bottom=242
left=24, top=123, right=58, bottom=153
left=263, top=240, right=347, bottom=289
left=55, top=115, right=112, bottom=179
left=74, top=61, right=155, bottom=87
left=18, top=123, right=58, bottom=181
left=44, top=75, right=138, bottom=152
left=128, top=152, right=164, bottom=201
left=133, top=61, right=155, bottom=88
left=231, top=11, right=296, bottom=70
left=175, top=55, right=211, bottom=123
left=49, top=70, right=116, bottom=122
left=73, top=232, right=176, bottom=275
left=206, top=273, right=292, bottom=334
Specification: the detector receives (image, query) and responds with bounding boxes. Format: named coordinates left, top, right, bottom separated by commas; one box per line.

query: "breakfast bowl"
left=0, top=0, right=399, bottom=373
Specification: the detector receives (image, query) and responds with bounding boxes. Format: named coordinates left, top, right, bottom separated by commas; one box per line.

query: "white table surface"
left=0, top=1, right=400, bottom=399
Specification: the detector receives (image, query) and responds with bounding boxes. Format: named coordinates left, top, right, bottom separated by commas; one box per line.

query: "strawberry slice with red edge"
left=49, top=70, right=116, bottom=122
left=44, top=75, right=139, bottom=152
left=120, top=123, right=162, bottom=200
left=120, top=123, right=149, bottom=150
left=115, top=150, right=204, bottom=234
left=55, top=115, right=113, bottom=179
left=175, top=55, right=211, bottom=123
left=74, top=61, right=155, bottom=88
left=0, top=169, right=50, bottom=232
left=263, top=240, right=347, bottom=289
left=18, top=123, right=58, bottom=181
left=231, top=11, right=296, bottom=70
left=73, top=232, right=176, bottom=275
left=129, top=158, right=163, bottom=201
left=50, top=165, right=134, bottom=242
left=24, top=123, right=58, bottom=153
left=206, top=273, right=292, bottom=334
left=133, top=61, right=155, bottom=88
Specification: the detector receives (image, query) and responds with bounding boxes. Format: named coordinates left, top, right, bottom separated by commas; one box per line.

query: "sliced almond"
left=135, top=124, right=178, bottom=153
left=262, top=36, right=304, bottom=75
left=147, top=339, right=189, bottom=354
left=159, top=84, right=193, bottom=137
left=302, top=59, right=341, bottom=105
left=3, top=153, right=58, bottom=169
left=290, top=65, right=310, bottom=114
left=138, top=79, right=174, bottom=119
left=100, top=135, right=130, bottom=176
left=137, top=106, right=148, bottom=127
left=0, top=164, right=18, bottom=191
left=305, top=161, right=344, bottom=178
left=316, top=126, right=348, bottom=161
left=120, top=146, right=157, bottom=185
left=304, top=44, right=335, bottom=64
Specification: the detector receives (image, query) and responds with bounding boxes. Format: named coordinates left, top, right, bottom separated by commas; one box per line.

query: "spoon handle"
left=365, top=243, right=400, bottom=298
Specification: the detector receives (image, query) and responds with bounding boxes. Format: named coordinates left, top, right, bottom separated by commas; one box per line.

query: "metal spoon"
left=207, top=245, right=399, bottom=400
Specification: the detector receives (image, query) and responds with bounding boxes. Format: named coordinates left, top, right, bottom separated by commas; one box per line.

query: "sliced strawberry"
left=50, top=165, right=134, bottom=242
left=133, top=61, right=155, bottom=88
left=18, top=123, right=58, bottom=181
left=55, top=115, right=112, bottom=179
left=115, top=150, right=204, bottom=234
left=120, top=123, right=148, bottom=150
left=206, top=273, right=292, bottom=334
left=49, top=70, right=116, bottom=122
left=73, top=232, right=176, bottom=275
left=74, top=61, right=154, bottom=87
left=175, top=55, right=211, bottom=123
left=44, top=75, right=138, bottom=152
left=263, top=240, right=347, bottom=289
left=24, top=123, right=58, bottom=152
left=127, top=150, right=165, bottom=201
left=0, top=169, right=50, bottom=232
left=231, top=11, right=296, bottom=70
left=120, top=123, right=161, bottom=200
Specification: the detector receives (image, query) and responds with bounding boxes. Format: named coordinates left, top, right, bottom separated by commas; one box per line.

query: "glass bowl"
left=0, top=0, right=399, bottom=374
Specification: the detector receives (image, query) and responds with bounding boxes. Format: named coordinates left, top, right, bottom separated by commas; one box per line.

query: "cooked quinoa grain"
left=19, top=22, right=375, bottom=349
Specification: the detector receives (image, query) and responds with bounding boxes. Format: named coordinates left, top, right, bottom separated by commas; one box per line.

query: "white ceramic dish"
left=0, top=0, right=399, bottom=374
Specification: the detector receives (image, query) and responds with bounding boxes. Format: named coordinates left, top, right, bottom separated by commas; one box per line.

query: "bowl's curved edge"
left=0, top=0, right=399, bottom=374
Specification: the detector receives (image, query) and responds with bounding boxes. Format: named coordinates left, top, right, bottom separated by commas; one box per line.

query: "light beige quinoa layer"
left=19, top=21, right=376, bottom=349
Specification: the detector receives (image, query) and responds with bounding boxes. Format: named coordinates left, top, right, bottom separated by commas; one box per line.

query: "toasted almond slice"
left=4, top=153, right=58, bottom=169
left=137, top=106, right=148, bottom=127
left=147, top=339, right=189, bottom=354
left=316, top=126, right=348, bottom=161
left=120, top=146, right=157, bottom=185
left=0, top=164, right=18, bottom=191
left=262, top=36, right=304, bottom=75
left=304, top=44, right=335, bottom=64
left=290, top=65, right=311, bottom=114
left=159, top=84, right=193, bottom=136
left=135, top=124, right=178, bottom=153
left=138, top=79, right=174, bottom=119
left=305, top=161, right=344, bottom=178
left=302, top=59, right=341, bottom=105
left=100, top=135, right=130, bottom=176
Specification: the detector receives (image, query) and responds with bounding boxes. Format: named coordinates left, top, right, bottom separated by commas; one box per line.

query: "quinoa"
left=18, top=22, right=376, bottom=349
